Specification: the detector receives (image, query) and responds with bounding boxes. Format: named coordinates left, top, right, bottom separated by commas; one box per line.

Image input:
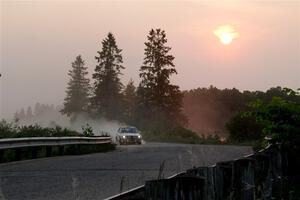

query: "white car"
left=116, top=126, right=142, bottom=145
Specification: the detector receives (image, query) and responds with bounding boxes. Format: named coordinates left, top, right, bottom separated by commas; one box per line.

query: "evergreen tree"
left=92, top=32, right=124, bottom=119
left=138, top=29, right=186, bottom=126
left=19, top=108, right=25, bottom=119
left=14, top=111, right=20, bottom=121
left=26, top=106, right=33, bottom=118
left=123, top=79, right=137, bottom=123
left=61, top=55, right=90, bottom=118
left=34, top=103, right=41, bottom=116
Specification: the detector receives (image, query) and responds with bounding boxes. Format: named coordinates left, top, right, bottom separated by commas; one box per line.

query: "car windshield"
left=120, top=127, right=138, bottom=133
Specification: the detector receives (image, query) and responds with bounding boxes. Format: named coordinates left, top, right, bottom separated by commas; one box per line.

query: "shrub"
left=227, top=89, right=300, bottom=149
left=226, top=112, right=263, bottom=142
left=81, top=123, right=94, bottom=137
left=0, top=120, right=17, bottom=138
left=249, top=97, right=300, bottom=147
left=0, top=120, right=80, bottom=138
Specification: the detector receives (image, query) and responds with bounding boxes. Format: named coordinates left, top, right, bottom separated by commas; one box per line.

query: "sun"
left=213, top=25, right=238, bottom=45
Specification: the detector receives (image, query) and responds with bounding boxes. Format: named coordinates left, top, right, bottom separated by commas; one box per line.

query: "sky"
left=0, top=0, right=299, bottom=119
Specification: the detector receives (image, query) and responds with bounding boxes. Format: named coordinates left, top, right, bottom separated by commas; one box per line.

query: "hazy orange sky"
left=1, top=0, right=299, bottom=118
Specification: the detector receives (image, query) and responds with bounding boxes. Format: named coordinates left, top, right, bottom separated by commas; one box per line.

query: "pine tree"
left=19, top=108, right=25, bottom=119
left=26, top=106, right=33, bottom=119
left=92, top=32, right=124, bottom=119
left=14, top=111, right=20, bottom=121
left=138, top=29, right=186, bottom=126
left=61, top=55, right=91, bottom=118
left=34, top=103, right=41, bottom=116
left=123, top=79, right=137, bottom=123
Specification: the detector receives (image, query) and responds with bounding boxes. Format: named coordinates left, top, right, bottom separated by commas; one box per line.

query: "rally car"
left=115, top=126, right=142, bottom=145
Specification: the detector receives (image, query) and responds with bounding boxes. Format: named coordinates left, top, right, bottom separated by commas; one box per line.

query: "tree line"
left=61, top=29, right=186, bottom=133
left=14, top=103, right=59, bottom=121
left=183, top=86, right=300, bottom=138
left=61, top=28, right=300, bottom=141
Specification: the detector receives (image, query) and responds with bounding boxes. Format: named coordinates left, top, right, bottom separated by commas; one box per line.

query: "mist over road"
left=0, top=143, right=252, bottom=200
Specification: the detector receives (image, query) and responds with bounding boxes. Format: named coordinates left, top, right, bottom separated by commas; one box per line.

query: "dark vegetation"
left=0, top=120, right=99, bottom=138
left=226, top=88, right=300, bottom=150
left=0, top=120, right=80, bottom=138
left=61, top=55, right=91, bottom=119
left=183, top=86, right=300, bottom=136
left=60, top=29, right=189, bottom=141
left=8, top=28, right=300, bottom=149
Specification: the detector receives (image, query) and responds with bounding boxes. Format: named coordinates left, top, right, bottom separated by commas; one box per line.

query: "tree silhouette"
left=138, top=29, right=186, bottom=126
left=34, top=103, right=42, bottom=116
left=26, top=106, right=33, bottom=118
left=14, top=111, right=20, bottom=121
left=123, top=79, right=137, bottom=123
left=61, top=55, right=91, bottom=119
left=19, top=108, right=25, bottom=119
left=91, top=32, right=124, bottom=119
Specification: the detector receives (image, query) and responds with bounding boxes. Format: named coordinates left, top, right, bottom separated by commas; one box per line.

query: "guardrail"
left=0, top=136, right=112, bottom=163
left=0, top=136, right=112, bottom=150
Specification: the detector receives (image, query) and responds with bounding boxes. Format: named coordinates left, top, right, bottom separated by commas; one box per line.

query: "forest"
left=7, top=29, right=300, bottom=147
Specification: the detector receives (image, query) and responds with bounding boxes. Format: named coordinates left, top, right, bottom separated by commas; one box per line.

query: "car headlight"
left=138, top=135, right=141, bottom=139
left=122, top=135, right=126, bottom=139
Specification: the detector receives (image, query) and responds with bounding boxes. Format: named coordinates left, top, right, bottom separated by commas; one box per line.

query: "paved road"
left=0, top=143, right=252, bottom=200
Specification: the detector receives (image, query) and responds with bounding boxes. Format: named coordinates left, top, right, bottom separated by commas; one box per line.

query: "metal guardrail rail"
left=0, top=136, right=112, bottom=150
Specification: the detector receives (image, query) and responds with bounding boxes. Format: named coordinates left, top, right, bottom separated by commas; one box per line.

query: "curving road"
left=0, top=143, right=252, bottom=200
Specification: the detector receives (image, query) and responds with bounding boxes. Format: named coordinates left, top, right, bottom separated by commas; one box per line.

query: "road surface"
left=0, top=142, right=252, bottom=200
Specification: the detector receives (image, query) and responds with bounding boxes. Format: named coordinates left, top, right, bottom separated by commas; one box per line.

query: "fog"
left=1, top=0, right=299, bottom=121
left=70, top=114, right=122, bottom=138
left=14, top=107, right=122, bottom=138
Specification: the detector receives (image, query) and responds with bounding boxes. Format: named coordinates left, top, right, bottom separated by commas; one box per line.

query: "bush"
left=249, top=97, right=300, bottom=147
left=226, top=112, right=263, bottom=142
left=0, top=120, right=17, bottom=138
left=227, top=89, right=300, bottom=150
left=0, top=120, right=80, bottom=138
left=81, top=123, right=94, bottom=137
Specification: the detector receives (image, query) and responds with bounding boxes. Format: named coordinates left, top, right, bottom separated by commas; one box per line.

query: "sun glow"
left=214, top=25, right=238, bottom=45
